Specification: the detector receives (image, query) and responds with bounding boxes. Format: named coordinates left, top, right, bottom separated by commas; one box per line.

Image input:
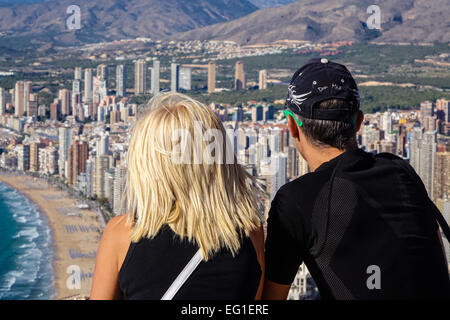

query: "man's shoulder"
left=280, top=169, right=331, bottom=194
left=275, top=169, right=331, bottom=208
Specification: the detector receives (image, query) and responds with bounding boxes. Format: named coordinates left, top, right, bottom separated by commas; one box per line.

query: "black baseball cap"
left=285, top=58, right=360, bottom=121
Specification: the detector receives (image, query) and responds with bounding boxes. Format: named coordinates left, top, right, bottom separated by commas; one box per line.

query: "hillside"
left=175, top=0, right=450, bottom=44
left=0, top=0, right=258, bottom=47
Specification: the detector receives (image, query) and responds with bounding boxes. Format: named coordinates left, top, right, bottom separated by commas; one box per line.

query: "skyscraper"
left=97, top=64, right=108, bottom=80
left=0, top=87, right=5, bottom=115
left=171, top=63, right=180, bottom=93
left=59, top=89, right=72, bottom=116
left=434, top=152, right=450, bottom=201
left=264, top=105, right=275, bottom=121
left=269, top=153, right=287, bottom=201
left=251, top=105, right=263, bottom=122
left=135, top=59, right=147, bottom=95
left=113, top=165, right=127, bottom=215
left=58, top=127, right=72, bottom=178
left=179, top=67, right=192, bottom=90
left=24, top=81, right=32, bottom=116
left=208, top=62, right=216, bottom=94
left=29, top=142, right=40, bottom=172
left=14, top=81, right=25, bottom=117
left=74, top=67, right=83, bottom=81
left=96, top=133, right=110, bottom=156
left=84, top=68, right=93, bottom=103
left=39, top=146, right=58, bottom=175
left=259, top=69, right=267, bottom=90
left=151, top=60, right=160, bottom=95
left=409, top=127, right=423, bottom=172
left=68, top=139, right=89, bottom=186
left=234, top=61, right=246, bottom=90
left=94, top=155, right=110, bottom=199
left=116, top=64, right=127, bottom=97
left=17, top=144, right=30, bottom=171
left=420, top=131, right=437, bottom=198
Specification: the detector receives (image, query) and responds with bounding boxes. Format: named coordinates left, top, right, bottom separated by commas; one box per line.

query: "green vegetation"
left=188, top=84, right=450, bottom=114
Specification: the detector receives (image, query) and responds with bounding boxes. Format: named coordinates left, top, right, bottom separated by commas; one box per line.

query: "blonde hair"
left=126, top=93, right=261, bottom=260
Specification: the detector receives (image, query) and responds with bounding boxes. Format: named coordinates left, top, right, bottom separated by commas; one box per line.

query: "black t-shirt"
left=265, top=149, right=450, bottom=300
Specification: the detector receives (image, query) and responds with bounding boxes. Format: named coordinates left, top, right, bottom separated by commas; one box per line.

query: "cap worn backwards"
left=285, top=58, right=360, bottom=121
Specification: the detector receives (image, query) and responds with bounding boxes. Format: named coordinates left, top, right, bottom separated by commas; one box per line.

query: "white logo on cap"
left=321, top=58, right=328, bottom=64
left=287, top=85, right=312, bottom=112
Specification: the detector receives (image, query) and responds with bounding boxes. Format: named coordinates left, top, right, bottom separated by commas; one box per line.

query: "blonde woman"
left=90, top=93, right=265, bottom=300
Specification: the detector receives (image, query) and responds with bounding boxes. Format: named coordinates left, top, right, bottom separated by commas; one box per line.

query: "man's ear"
left=287, top=115, right=300, bottom=141
left=356, top=110, right=364, bottom=132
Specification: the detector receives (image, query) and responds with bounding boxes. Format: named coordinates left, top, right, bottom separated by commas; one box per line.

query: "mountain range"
left=176, top=0, right=450, bottom=44
left=0, top=0, right=448, bottom=50
left=0, top=0, right=258, bottom=46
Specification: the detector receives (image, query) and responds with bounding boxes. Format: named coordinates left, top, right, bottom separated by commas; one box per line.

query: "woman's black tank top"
left=118, top=224, right=261, bottom=300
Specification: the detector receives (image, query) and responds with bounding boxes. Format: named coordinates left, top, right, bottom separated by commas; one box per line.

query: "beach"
left=0, top=172, right=104, bottom=300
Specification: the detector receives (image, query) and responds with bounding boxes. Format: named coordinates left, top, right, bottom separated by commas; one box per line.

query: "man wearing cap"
left=262, top=58, right=450, bottom=300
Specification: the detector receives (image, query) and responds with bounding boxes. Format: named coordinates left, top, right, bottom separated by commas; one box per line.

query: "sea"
left=0, top=181, right=56, bottom=300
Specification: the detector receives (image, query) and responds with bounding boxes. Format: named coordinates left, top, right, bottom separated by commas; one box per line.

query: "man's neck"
left=303, top=145, right=358, bottom=172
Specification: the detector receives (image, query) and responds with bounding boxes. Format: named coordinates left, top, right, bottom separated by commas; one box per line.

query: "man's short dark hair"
left=298, top=99, right=359, bottom=150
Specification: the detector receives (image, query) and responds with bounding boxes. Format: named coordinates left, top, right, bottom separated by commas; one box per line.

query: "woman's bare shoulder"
left=100, top=215, right=133, bottom=267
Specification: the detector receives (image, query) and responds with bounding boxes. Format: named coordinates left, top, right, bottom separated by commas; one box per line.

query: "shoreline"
left=0, top=172, right=103, bottom=299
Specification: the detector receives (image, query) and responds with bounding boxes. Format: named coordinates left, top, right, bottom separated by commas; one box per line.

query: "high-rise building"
left=72, top=79, right=82, bottom=113
left=208, top=62, right=216, bottom=94
left=59, top=89, right=72, bottom=116
left=113, top=165, right=127, bottom=215
left=259, top=69, right=267, bottom=90
left=29, top=142, right=41, bottom=172
left=14, top=81, right=25, bottom=117
left=269, top=153, right=287, bottom=201
left=84, top=68, right=93, bottom=103
left=434, top=152, right=450, bottom=201
left=0, top=87, right=6, bottom=115
left=74, top=67, right=83, bottom=81
left=96, top=133, right=110, bottom=156
left=94, top=155, right=110, bottom=199
left=420, top=101, right=433, bottom=123
left=24, top=81, right=32, bottom=116
left=409, top=127, right=423, bottom=172
left=381, top=111, right=393, bottom=134
left=50, top=101, right=59, bottom=120
left=287, top=147, right=298, bottom=180
left=151, top=60, right=160, bottom=95
left=234, top=61, right=246, bottom=90
left=58, top=127, right=72, bottom=178
left=39, top=146, right=58, bottom=175
left=105, top=168, right=115, bottom=205
left=97, top=64, right=108, bottom=80
left=17, top=144, right=30, bottom=171
left=116, top=64, right=127, bottom=97
left=135, top=59, right=147, bottom=95
left=179, top=67, right=192, bottom=90
left=171, top=63, right=180, bottom=93
left=420, top=131, right=437, bottom=198
left=252, top=105, right=263, bottom=122
left=28, top=94, right=38, bottom=117
left=92, top=77, right=107, bottom=104
left=67, top=139, right=89, bottom=186
left=264, top=105, right=275, bottom=121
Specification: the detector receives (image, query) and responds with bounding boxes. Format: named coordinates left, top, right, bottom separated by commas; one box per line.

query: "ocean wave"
left=0, top=181, right=56, bottom=300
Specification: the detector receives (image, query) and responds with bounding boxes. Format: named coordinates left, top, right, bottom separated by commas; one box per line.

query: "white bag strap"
left=161, top=249, right=203, bottom=300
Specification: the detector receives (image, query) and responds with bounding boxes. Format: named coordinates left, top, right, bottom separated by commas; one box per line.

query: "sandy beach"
left=0, top=172, right=105, bottom=300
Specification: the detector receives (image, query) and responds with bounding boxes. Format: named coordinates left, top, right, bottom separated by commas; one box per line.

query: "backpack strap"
left=378, top=153, right=450, bottom=243
left=161, top=249, right=203, bottom=300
